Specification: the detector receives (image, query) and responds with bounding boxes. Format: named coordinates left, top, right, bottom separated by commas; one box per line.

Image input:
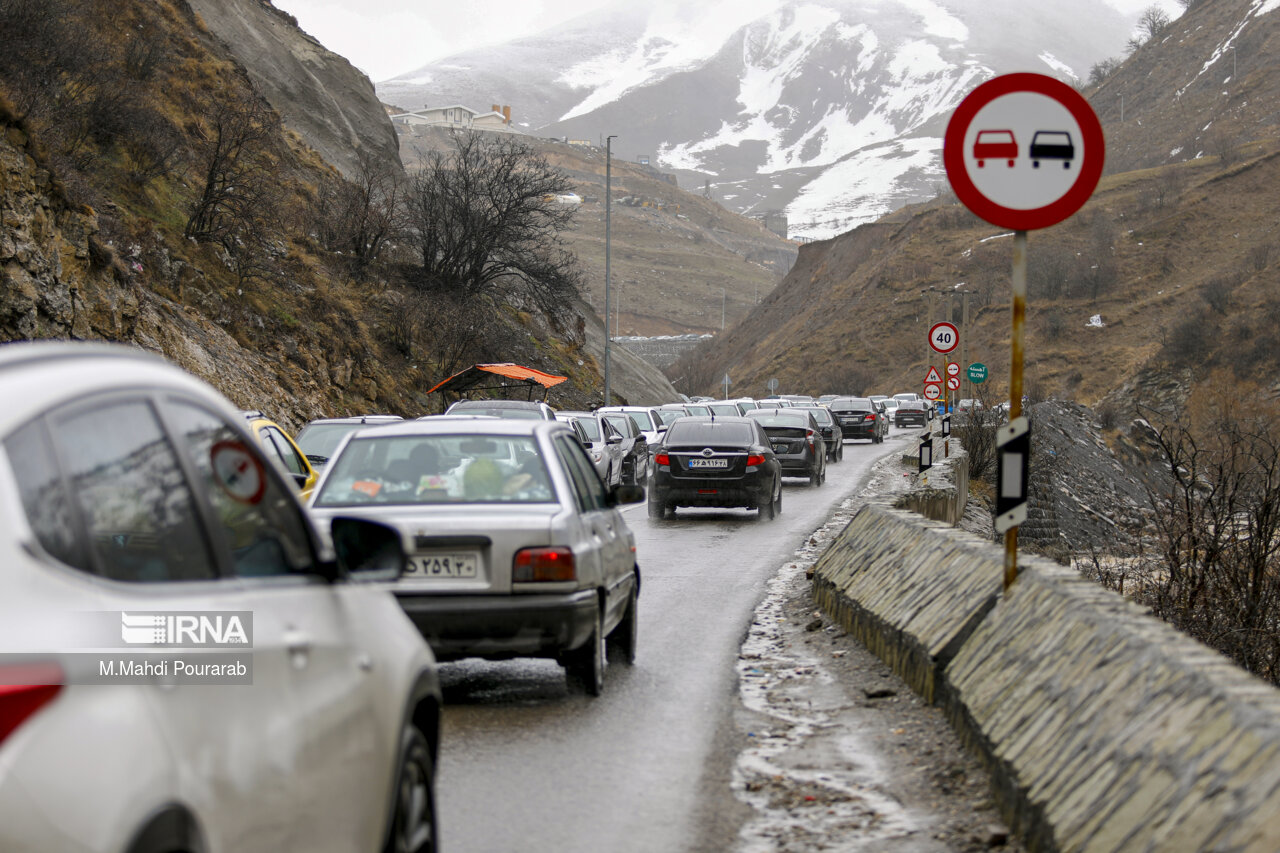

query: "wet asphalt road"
left=435, top=429, right=919, bottom=853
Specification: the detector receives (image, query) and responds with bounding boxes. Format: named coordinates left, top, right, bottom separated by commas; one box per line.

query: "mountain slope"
left=396, top=126, right=798, bottom=336
left=671, top=0, right=1280, bottom=408
left=380, top=0, right=1132, bottom=239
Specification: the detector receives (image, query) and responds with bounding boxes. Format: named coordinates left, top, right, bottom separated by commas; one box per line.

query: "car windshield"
left=657, top=409, right=684, bottom=425
left=684, top=405, right=711, bottom=416
left=747, top=412, right=809, bottom=428
left=315, top=434, right=555, bottom=506
left=296, top=423, right=363, bottom=459
left=708, top=403, right=739, bottom=417
left=665, top=420, right=755, bottom=445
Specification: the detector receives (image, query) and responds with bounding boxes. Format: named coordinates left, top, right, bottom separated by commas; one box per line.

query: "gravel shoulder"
left=730, top=450, right=1022, bottom=853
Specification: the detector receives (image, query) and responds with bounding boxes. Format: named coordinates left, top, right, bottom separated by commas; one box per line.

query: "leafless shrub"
left=1162, top=316, right=1214, bottom=366
left=1202, top=275, right=1233, bottom=315
left=184, top=84, right=283, bottom=252
left=956, top=384, right=1002, bottom=481
left=1044, top=310, right=1067, bottom=342
left=313, top=148, right=406, bottom=277
left=1247, top=244, right=1271, bottom=272
left=1132, top=410, right=1280, bottom=684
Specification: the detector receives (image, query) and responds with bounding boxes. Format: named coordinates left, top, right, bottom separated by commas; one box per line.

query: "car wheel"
left=564, top=604, right=605, bottom=696
left=607, top=570, right=639, bottom=665
left=810, top=465, right=821, bottom=486
left=648, top=492, right=667, bottom=520
left=385, top=723, right=438, bottom=853
left=759, top=492, right=776, bottom=521
left=773, top=480, right=783, bottom=516
left=838, top=443, right=844, bottom=462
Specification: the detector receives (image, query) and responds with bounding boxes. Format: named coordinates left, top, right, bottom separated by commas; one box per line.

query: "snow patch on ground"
left=787, top=137, right=940, bottom=239
left=1038, top=51, right=1078, bottom=81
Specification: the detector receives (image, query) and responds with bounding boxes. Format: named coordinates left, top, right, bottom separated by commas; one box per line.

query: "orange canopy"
left=427, top=363, right=568, bottom=398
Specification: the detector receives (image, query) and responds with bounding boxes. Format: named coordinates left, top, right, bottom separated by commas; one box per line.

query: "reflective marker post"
left=1004, top=230, right=1027, bottom=590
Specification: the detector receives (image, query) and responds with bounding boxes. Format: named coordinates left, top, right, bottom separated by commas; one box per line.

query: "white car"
left=308, top=417, right=644, bottom=696
left=0, top=342, right=441, bottom=853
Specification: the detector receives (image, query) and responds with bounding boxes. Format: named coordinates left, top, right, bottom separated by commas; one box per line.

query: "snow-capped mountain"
left=380, top=0, right=1133, bottom=239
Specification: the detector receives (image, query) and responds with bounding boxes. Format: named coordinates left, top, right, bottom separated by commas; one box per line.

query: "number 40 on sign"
left=929, top=321, right=959, bottom=354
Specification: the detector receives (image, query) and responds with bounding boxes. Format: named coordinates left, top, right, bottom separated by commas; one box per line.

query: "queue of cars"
left=0, top=337, right=942, bottom=852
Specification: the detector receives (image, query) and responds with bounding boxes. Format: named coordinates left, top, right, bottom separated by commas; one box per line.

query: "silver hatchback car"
left=308, top=418, right=645, bottom=696
left=0, top=342, right=441, bottom=853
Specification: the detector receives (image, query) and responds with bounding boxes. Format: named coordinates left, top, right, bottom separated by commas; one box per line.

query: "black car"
left=648, top=416, right=782, bottom=520
left=895, top=400, right=930, bottom=428
left=790, top=405, right=843, bottom=462
left=746, top=409, right=827, bottom=485
left=829, top=397, right=887, bottom=443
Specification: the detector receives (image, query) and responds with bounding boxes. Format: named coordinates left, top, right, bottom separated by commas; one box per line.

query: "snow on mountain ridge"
left=558, top=0, right=786, bottom=121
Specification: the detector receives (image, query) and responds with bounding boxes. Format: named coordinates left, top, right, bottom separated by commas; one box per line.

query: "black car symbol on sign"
left=973, top=129, right=1017, bottom=168
left=1030, top=131, right=1074, bottom=168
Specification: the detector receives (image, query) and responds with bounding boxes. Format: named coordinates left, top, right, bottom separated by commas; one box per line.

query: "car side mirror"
left=609, top=484, right=645, bottom=506
left=330, top=517, right=405, bottom=581
left=607, top=434, right=623, bottom=445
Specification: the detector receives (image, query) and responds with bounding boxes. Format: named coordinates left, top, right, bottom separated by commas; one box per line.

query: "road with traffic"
left=434, top=429, right=919, bottom=852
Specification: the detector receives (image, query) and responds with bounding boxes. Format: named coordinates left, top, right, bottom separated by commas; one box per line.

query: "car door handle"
left=284, top=630, right=312, bottom=669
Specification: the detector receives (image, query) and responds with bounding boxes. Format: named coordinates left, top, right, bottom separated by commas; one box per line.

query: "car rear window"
left=316, top=435, right=555, bottom=505
left=665, top=420, right=755, bottom=445
left=571, top=418, right=602, bottom=441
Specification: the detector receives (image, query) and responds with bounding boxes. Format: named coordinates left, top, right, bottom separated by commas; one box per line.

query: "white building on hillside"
left=390, top=104, right=519, bottom=134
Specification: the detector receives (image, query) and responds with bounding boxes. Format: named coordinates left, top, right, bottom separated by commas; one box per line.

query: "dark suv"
left=745, top=409, right=827, bottom=485
left=895, top=400, right=930, bottom=428
left=648, top=417, right=782, bottom=520
left=829, top=397, right=887, bottom=443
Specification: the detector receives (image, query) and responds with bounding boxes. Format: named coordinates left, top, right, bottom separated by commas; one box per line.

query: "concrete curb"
left=812, top=459, right=1280, bottom=852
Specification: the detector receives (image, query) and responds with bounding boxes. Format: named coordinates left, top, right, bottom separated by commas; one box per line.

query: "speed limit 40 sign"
left=929, top=322, right=959, bottom=354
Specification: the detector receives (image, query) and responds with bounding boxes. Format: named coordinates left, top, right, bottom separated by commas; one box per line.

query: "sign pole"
left=1004, top=230, right=1028, bottom=591
left=962, top=291, right=970, bottom=405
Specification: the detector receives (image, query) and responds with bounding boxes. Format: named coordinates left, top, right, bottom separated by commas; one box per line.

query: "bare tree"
left=314, top=148, right=405, bottom=275
left=404, top=133, right=583, bottom=310
left=184, top=86, right=282, bottom=249
left=1139, top=6, right=1172, bottom=40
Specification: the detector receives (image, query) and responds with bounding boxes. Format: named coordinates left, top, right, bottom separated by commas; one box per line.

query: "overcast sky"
left=274, top=0, right=1184, bottom=82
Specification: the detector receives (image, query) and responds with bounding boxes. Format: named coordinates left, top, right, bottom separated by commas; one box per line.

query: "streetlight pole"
left=604, top=135, right=616, bottom=407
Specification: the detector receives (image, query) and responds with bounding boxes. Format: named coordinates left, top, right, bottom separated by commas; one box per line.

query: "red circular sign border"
left=944, top=73, right=1105, bottom=230
left=929, top=321, right=960, bottom=354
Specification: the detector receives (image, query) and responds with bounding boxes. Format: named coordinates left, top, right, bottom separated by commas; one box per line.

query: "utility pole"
left=961, top=290, right=971, bottom=403
left=604, top=135, right=616, bottom=407
left=721, top=288, right=726, bottom=331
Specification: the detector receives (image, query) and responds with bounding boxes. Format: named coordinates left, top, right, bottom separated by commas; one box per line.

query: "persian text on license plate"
left=687, top=458, right=729, bottom=469
left=406, top=553, right=478, bottom=578
left=772, top=444, right=788, bottom=453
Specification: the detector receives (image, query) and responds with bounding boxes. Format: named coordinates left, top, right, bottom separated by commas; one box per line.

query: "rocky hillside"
left=0, top=0, right=675, bottom=431
left=675, top=0, right=1280, bottom=410
left=186, top=0, right=400, bottom=182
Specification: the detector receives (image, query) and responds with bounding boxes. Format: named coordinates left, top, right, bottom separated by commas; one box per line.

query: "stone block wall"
left=812, top=502, right=1280, bottom=852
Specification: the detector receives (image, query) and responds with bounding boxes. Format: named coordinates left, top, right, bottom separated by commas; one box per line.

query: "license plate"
left=405, top=553, right=478, bottom=578
left=772, top=444, right=787, bottom=453
left=687, top=458, right=729, bottom=468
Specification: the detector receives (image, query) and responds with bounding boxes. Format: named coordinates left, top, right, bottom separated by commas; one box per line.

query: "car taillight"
left=865, top=414, right=876, bottom=422
left=655, top=453, right=670, bottom=466
left=0, top=663, right=63, bottom=745
left=513, top=547, right=575, bottom=582
left=746, top=454, right=765, bottom=466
